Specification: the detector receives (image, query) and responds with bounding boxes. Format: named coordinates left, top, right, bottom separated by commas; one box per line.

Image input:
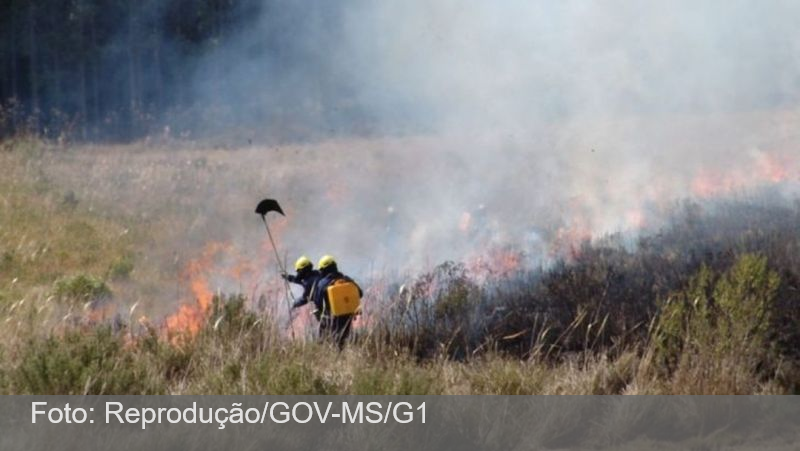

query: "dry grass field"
left=1, top=132, right=799, bottom=394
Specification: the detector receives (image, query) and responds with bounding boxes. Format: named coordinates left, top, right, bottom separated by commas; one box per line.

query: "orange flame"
left=163, top=242, right=228, bottom=342
left=551, top=219, right=592, bottom=260
left=160, top=212, right=293, bottom=344
left=151, top=150, right=796, bottom=344
left=755, top=152, right=791, bottom=183
left=691, top=151, right=797, bottom=198
left=465, top=247, right=524, bottom=282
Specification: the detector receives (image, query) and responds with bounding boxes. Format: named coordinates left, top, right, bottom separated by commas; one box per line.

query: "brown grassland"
left=1, top=136, right=799, bottom=394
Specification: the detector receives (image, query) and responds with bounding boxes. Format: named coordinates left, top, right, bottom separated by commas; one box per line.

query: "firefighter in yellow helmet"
left=283, top=256, right=321, bottom=311
left=311, top=255, right=363, bottom=349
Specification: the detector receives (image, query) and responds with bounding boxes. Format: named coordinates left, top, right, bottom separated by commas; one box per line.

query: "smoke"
left=170, top=0, right=800, bottom=276
left=347, top=1, right=800, bottom=120
left=189, top=1, right=800, bottom=126
left=65, top=1, right=797, bottom=286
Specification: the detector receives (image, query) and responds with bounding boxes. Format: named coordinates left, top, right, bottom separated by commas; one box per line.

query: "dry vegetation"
left=1, top=136, right=799, bottom=394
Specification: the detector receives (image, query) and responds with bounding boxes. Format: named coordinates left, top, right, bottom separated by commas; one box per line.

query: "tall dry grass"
left=1, top=137, right=799, bottom=394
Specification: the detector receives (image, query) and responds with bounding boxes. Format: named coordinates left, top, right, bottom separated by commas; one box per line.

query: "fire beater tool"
left=255, top=198, right=296, bottom=337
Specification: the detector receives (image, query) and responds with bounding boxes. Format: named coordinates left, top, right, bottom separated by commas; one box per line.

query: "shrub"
left=107, top=254, right=135, bottom=280
left=714, top=253, right=780, bottom=356
left=207, top=293, right=260, bottom=338
left=12, top=327, right=163, bottom=394
left=651, top=253, right=780, bottom=385
left=160, top=345, right=195, bottom=382
left=377, top=262, right=484, bottom=359
left=53, top=274, right=112, bottom=305
left=651, top=265, right=715, bottom=371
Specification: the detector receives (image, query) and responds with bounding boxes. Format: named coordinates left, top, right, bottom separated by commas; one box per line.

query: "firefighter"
left=283, top=256, right=320, bottom=311
left=312, top=255, right=363, bottom=349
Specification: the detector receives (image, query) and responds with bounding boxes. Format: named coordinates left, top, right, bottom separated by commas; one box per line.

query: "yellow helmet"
left=318, top=255, right=337, bottom=270
left=294, top=256, right=312, bottom=271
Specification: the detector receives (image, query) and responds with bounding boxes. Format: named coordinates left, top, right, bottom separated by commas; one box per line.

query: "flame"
left=159, top=211, right=295, bottom=344
left=351, top=276, right=389, bottom=332
left=691, top=168, right=742, bottom=198
left=550, top=219, right=592, bottom=260
left=465, top=247, right=524, bottom=282
left=755, top=152, right=791, bottom=183
left=163, top=242, right=228, bottom=342
left=148, top=149, right=796, bottom=344
left=691, top=150, right=797, bottom=198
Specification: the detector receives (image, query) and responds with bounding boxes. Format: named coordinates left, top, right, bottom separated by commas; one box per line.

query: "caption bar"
left=31, top=401, right=426, bottom=429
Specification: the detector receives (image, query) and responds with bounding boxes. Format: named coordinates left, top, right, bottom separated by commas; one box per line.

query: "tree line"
left=0, top=0, right=265, bottom=141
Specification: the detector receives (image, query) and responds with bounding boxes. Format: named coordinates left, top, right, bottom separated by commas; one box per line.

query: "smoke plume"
left=184, top=1, right=800, bottom=274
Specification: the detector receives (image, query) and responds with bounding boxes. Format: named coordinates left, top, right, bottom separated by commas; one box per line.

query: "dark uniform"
left=312, top=266, right=363, bottom=349
left=286, top=269, right=321, bottom=310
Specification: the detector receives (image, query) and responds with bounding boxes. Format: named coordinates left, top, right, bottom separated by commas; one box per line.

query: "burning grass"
left=2, top=200, right=799, bottom=394
left=1, top=136, right=799, bottom=394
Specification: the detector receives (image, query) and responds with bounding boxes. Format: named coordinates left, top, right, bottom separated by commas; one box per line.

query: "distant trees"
left=0, top=0, right=259, bottom=141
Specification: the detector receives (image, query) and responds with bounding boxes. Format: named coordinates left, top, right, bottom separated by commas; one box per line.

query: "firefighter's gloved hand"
left=280, top=272, right=289, bottom=280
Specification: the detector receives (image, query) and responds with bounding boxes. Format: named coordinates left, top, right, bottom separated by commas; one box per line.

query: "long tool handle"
left=262, top=215, right=296, bottom=339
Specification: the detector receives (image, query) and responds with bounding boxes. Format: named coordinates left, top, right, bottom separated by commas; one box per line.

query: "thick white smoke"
left=182, top=1, right=800, bottom=278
